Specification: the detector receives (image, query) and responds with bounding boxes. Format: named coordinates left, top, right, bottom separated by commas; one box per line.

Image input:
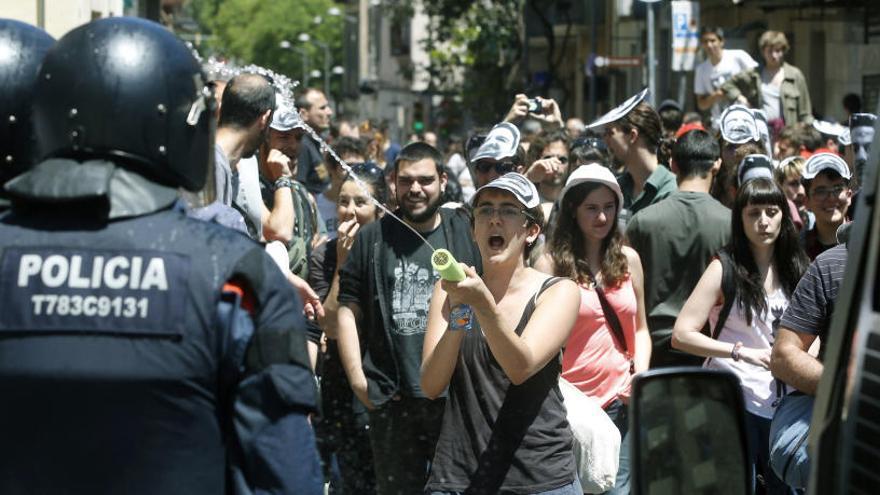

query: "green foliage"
left=185, top=0, right=343, bottom=90
left=402, top=0, right=525, bottom=125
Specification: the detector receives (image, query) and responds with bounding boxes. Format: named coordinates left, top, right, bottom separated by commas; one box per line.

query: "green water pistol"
left=431, top=249, right=466, bottom=282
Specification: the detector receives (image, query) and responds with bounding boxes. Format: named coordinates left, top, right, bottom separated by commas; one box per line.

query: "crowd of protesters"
left=195, top=23, right=873, bottom=495
left=3, top=14, right=876, bottom=495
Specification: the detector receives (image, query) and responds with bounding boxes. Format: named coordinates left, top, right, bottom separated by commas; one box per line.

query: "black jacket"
left=337, top=207, right=481, bottom=406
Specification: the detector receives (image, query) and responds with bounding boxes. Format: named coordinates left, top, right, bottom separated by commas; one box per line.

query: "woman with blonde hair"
left=774, top=155, right=812, bottom=229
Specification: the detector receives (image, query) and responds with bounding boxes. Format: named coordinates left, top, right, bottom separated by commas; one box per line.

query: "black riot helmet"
left=0, top=19, right=54, bottom=188
left=31, top=17, right=215, bottom=191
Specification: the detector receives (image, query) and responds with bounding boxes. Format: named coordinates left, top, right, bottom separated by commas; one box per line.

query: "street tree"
left=186, top=0, right=343, bottom=92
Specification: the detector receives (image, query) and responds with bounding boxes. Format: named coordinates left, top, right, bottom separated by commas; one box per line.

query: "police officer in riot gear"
left=0, top=17, right=322, bottom=495
left=0, top=19, right=54, bottom=211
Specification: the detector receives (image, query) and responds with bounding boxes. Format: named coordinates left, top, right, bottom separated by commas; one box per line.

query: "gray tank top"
left=426, top=277, right=577, bottom=494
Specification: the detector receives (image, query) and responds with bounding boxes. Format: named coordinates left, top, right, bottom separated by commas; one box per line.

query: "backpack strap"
left=712, top=249, right=737, bottom=340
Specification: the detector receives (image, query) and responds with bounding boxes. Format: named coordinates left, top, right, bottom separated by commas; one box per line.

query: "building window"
left=867, top=4, right=880, bottom=44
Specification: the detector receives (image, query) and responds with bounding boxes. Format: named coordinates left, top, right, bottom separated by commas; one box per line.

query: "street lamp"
left=298, top=33, right=331, bottom=98
left=327, top=6, right=357, bottom=22
left=279, top=39, right=309, bottom=86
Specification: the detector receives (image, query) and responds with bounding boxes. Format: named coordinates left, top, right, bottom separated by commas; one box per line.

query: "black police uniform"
left=0, top=17, right=321, bottom=495
left=0, top=204, right=319, bottom=494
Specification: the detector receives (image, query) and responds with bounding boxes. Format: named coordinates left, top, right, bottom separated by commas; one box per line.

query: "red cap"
left=674, top=122, right=706, bottom=140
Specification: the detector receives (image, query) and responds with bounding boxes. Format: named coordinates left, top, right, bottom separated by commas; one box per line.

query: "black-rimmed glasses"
left=473, top=205, right=533, bottom=222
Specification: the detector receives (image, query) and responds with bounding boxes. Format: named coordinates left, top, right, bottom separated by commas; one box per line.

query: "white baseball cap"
left=471, top=172, right=540, bottom=209
left=270, top=98, right=307, bottom=132
left=802, top=152, right=851, bottom=180
left=560, top=163, right=624, bottom=207
left=737, top=154, right=774, bottom=186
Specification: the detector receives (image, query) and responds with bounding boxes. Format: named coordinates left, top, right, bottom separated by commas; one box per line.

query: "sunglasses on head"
left=571, top=136, right=607, bottom=152
left=474, top=160, right=517, bottom=174
left=466, top=134, right=487, bottom=156
left=348, top=161, right=384, bottom=179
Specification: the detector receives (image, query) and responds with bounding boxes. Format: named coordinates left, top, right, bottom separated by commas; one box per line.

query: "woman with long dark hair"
left=535, top=164, right=652, bottom=495
left=672, top=177, right=809, bottom=494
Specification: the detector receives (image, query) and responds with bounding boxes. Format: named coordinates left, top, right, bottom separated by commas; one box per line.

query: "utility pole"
left=641, top=0, right=661, bottom=106
left=588, top=0, right=597, bottom=119
left=36, top=0, right=45, bottom=28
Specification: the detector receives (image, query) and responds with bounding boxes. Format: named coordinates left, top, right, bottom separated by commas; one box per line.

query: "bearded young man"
left=335, top=142, right=481, bottom=495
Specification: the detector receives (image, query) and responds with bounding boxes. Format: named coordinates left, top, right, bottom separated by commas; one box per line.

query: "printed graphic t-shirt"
left=316, top=193, right=338, bottom=241
left=384, top=223, right=448, bottom=397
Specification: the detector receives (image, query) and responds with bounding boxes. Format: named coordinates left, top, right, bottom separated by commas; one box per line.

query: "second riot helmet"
left=0, top=19, right=54, bottom=189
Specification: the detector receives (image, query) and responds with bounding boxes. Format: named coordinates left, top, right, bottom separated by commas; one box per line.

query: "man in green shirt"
left=626, top=129, right=731, bottom=367
left=587, top=88, right=678, bottom=224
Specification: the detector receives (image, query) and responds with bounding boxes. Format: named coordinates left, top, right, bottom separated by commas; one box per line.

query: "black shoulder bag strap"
left=586, top=268, right=634, bottom=373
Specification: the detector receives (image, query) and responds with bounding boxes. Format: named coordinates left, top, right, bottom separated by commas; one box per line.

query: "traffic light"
left=413, top=101, right=424, bottom=132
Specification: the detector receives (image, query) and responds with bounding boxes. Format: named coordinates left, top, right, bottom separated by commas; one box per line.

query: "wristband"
left=731, top=341, right=743, bottom=361
left=449, top=304, right=473, bottom=332
left=273, top=175, right=293, bottom=191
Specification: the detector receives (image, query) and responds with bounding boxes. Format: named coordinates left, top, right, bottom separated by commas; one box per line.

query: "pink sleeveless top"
left=561, top=276, right=637, bottom=408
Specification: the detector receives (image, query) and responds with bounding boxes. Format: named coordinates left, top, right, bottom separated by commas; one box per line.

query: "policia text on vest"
left=2, top=248, right=187, bottom=335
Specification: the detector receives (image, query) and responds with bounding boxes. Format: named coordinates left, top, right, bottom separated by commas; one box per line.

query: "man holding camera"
left=503, top=94, right=569, bottom=209
left=505, top=93, right=564, bottom=127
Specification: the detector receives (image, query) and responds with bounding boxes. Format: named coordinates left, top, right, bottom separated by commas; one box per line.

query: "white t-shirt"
left=705, top=289, right=789, bottom=419
left=234, top=156, right=266, bottom=241
left=316, top=192, right=338, bottom=240
left=446, top=153, right=475, bottom=203
left=761, top=76, right=782, bottom=121
left=694, top=49, right=758, bottom=124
